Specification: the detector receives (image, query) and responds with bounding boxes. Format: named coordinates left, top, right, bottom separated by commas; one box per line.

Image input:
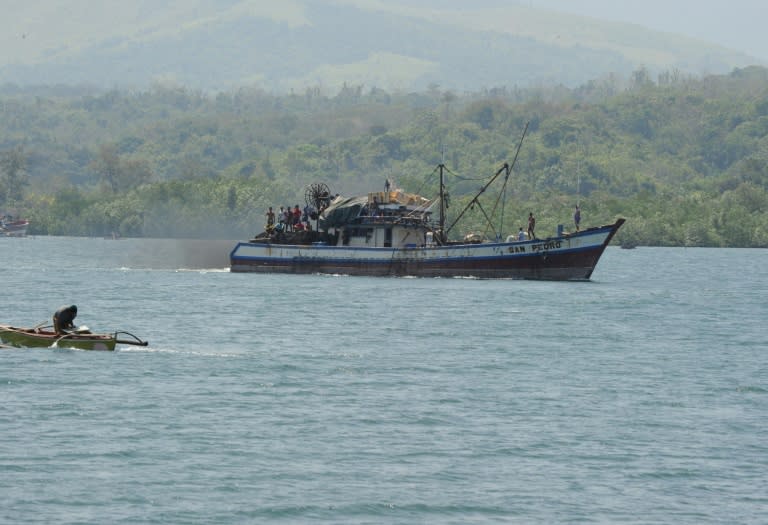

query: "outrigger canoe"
left=0, top=324, right=148, bottom=351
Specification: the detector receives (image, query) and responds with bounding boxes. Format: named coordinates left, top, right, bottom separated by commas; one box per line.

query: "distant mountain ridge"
left=0, top=0, right=760, bottom=92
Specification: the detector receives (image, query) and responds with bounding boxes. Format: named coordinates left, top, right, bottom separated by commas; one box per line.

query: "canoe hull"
left=0, top=325, right=117, bottom=351
left=0, top=219, right=29, bottom=237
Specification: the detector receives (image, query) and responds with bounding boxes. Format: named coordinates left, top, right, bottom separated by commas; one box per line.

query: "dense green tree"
left=0, top=146, right=28, bottom=207
left=90, top=144, right=153, bottom=193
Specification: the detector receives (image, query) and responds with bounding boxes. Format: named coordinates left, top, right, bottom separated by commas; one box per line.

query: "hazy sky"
left=529, top=0, right=768, bottom=60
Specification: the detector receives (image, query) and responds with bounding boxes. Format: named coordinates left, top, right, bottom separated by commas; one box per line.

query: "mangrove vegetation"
left=2, top=66, right=768, bottom=246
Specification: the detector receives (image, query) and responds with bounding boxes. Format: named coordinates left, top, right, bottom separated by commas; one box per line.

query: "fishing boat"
left=0, top=216, right=29, bottom=237
left=0, top=324, right=148, bottom=351
left=230, top=127, right=624, bottom=280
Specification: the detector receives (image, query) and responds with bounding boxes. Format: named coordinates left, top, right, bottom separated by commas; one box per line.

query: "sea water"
left=1, top=237, right=766, bottom=524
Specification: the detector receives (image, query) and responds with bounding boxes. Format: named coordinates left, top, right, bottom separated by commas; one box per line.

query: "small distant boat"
left=0, top=324, right=148, bottom=351
left=0, top=217, right=30, bottom=237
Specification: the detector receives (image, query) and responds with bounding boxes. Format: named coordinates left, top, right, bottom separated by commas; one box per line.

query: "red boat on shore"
left=1, top=216, right=30, bottom=237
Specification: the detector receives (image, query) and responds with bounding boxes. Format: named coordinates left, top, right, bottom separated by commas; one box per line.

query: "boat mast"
left=439, top=162, right=446, bottom=243
left=576, top=168, right=581, bottom=208
left=499, top=163, right=511, bottom=241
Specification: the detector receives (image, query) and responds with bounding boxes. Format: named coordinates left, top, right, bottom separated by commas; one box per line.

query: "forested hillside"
left=0, top=1, right=756, bottom=92
left=2, top=66, right=768, bottom=246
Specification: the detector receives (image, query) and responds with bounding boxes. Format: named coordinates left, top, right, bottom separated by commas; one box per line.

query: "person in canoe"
left=53, top=305, right=78, bottom=334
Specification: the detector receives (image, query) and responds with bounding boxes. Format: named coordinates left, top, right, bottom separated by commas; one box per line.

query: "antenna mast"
left=576, top=162, right=581, bottom=207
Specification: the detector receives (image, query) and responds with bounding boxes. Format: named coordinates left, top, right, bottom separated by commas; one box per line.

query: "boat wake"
left=114, top=266, right=230, bottom=273
left=119, top=345, right=259, bottom=359
left=174, top=267, right=230, bottom=273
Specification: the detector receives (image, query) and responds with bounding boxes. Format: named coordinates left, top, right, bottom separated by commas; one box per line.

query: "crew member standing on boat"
left=53, top=305, right=77, bottom=334
left=266, top=207, right=275, bottom=230
left=574, top=205, right=581, bottom=232
left=527, top=212, right=536, bottom=240
left=293, top=205, right=302, bottom=229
